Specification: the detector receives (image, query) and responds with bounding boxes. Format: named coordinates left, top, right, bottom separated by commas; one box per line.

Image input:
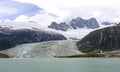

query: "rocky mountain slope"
left=0, top=27, right=66, bottom=50
left=48, top=17, right=100, bottom=31
left=77, top=25, right=120, bottom=53
left=0, top=40, right=81, bottom=58
left=102, top=21, right=114, bottom=25
left=48, top=22, right=71, bottom=31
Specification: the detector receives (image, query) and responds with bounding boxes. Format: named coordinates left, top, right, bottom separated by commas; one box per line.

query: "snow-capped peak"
left=0, top=21, right=42, bottom=29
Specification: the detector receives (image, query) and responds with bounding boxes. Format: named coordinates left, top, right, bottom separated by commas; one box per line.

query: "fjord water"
left=0, top=58, right=120, bottom=72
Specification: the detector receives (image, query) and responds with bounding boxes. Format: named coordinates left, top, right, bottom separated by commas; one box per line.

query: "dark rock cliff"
left=0, top=27, right=66, bottom=50
left=77, top=26, right=120, bottom=53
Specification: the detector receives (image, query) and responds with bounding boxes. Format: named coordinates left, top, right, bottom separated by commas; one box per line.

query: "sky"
left=0, top=0, right=42, bottom=20
left=1, top=0, right=120, bottom=25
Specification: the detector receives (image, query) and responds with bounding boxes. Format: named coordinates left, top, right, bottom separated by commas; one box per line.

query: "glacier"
left=0, top=40, right=82, bottom=58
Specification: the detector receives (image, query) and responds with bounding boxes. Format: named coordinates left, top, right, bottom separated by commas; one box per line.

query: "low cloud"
left=14, top=11, right=63, bottom=28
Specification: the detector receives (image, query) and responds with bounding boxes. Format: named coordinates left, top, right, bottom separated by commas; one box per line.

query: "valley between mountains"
left=0, top=17, right=119, bottom=58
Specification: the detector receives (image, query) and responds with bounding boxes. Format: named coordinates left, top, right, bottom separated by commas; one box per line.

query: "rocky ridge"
left=48, top=17, right=100, bottom=31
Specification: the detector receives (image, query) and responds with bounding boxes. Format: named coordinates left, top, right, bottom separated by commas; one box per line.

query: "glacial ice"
left=0, top=40, right=82, bottom=58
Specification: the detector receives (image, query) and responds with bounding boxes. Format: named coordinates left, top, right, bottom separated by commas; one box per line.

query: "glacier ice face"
left=0, top=40, right=82, bottom=58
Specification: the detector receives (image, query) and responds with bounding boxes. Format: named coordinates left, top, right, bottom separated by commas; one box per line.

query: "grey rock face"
left=70, top=17, right=87, bottom=29
left=102, top=21, right=113, bottom=25
left=86, top=18, right=100, bottom=29
left=70, top=17, right=99, bottom=29
left=48, top=22, right=71, bottom=31
left=48, top=17, right=100, bottom=31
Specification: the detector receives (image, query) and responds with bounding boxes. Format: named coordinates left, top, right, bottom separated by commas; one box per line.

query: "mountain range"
left=48, top=17, right=100, bottom=31
left=0, top=17, right=113, bottom=40
left=0, top=16, right=119, bottom=58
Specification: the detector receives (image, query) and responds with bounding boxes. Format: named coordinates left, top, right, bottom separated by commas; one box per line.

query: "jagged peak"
left=60, top=22, right=66, bottom=24
left=76, top=17, right=82, bottom=19
left=48, top=16, right=99, bottom=31
left=51, top=21, right=57, bottom=24
left=75, top=17, right=85, bottom=21
left=89, top=17, right=96, bottom=20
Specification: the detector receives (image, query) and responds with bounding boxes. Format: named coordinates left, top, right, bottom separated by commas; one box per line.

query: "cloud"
left=14, top=11, right=64, bottom=28
left=14, top=15, right=29, bottom=22
left=13, top=0, right=120, bottom=23
left=0, top=0, right=42, bottom=20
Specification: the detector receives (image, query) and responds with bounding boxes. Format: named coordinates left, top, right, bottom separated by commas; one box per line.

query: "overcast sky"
left=1, top=0, right=120, bottom=25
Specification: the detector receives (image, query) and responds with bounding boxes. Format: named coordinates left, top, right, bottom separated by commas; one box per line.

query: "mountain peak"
left=86, top=17, right=99, bottom=29
left=48, top=17, right=100, bottom=31
left=48, top=22, right=71, bottom=31
left=76, top=17, right=84, bottom=21
left=70, top=17, right=99, bottom=29
left=89, top=17, right=96, bottom=20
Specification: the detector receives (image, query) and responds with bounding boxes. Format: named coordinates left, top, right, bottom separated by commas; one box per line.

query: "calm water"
left=0, top=58, right=120, bottom=72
